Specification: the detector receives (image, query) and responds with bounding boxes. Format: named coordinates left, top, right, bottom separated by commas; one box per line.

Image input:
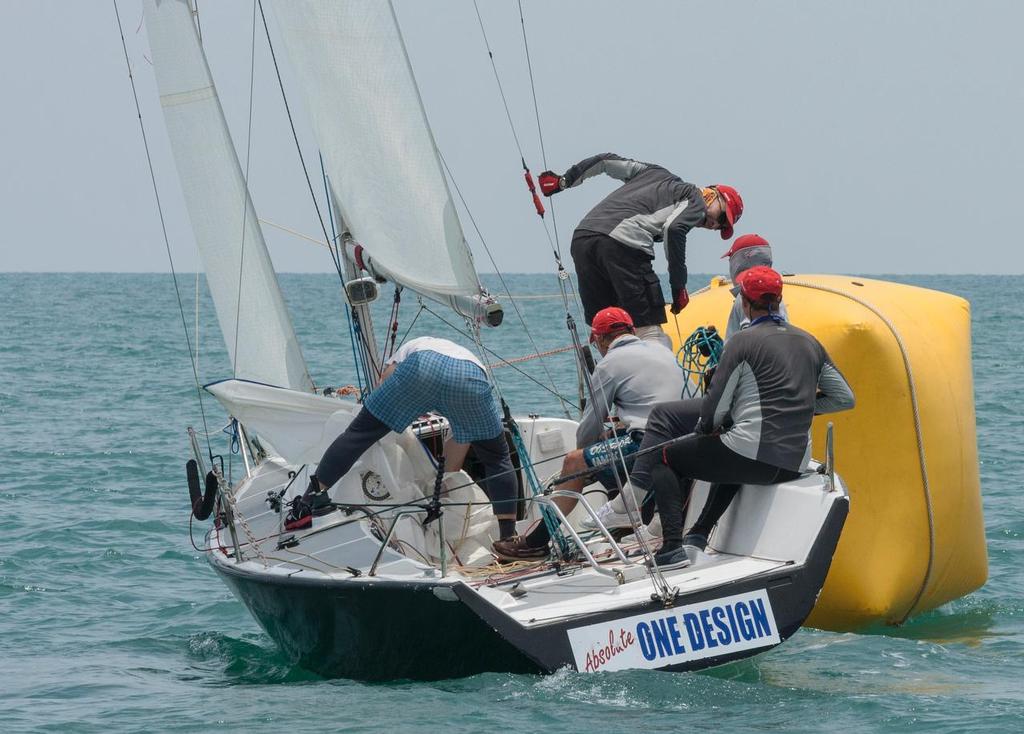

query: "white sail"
left=268, top=0, right=490, bottom=319
left=144, top=0, right=314, bottom=391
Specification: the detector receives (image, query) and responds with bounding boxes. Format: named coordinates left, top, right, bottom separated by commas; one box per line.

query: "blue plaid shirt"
left=364, top=350, right=503, bottom=443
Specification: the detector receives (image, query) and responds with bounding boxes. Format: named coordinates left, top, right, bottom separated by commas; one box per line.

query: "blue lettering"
left=749, top=598, right=772, bottom=638
left=636, top=622, right=657, bottom=661
left=651, top=618, right=673, bottom=658
left=711, top=606, right=732, bottom=645
left=666, top=616, right=687, bottom=655
left=683, top=613, right=704, bottom=651
left=735, top=601, right=755, bottom=640
left=699, top=609, right=719, bottom=648
left=725, top=603, right=741, bottom=642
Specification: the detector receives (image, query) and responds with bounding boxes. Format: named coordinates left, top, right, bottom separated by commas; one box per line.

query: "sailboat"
left=139, top=0, right=848, bottom=680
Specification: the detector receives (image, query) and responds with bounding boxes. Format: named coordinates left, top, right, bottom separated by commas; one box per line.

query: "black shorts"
left=570, top=230, right=666, bottom=327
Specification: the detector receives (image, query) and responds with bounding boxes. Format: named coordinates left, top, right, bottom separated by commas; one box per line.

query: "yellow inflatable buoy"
left=667, top=275, right=987, bottom=630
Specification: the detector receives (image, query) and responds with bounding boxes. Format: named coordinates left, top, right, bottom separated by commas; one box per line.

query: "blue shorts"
left=582, top=430, right=644, bottom=488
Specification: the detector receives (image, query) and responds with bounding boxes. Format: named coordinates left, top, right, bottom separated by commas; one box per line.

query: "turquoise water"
left=2, top=272, right=1021, bottom=732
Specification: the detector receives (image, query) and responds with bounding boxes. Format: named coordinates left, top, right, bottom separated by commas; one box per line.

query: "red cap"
left=713, top=185, right=744, bottom=240
left=721, top=233, right=770, bottom=258
left=736, top=265, right=783, bottom=302
left=590, top=306, right=634, bottom=337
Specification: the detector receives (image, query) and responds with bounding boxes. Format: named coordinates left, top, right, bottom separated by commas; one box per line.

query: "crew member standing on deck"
left=539, top=153, right=743, bottom=348
left=286, top=337, right=519, bottom=550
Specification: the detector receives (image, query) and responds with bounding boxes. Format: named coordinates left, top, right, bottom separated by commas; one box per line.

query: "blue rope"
left=506, top=418, right=569, bottom=556
left=677, top=326, right=724, bottom=398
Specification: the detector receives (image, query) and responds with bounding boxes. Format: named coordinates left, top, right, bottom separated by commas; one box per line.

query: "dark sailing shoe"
left=493, top=535, right=549, bottom=561
left=681, top=533, right=708, bottom=552
left=647, top=542, right=691, bottom=571
left=284, top=483, right=334, bottom=531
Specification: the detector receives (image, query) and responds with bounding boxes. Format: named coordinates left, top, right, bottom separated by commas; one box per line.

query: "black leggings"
left=316, top=407, right=518, bottom=516
left=653, top=434, right=801, bottom=544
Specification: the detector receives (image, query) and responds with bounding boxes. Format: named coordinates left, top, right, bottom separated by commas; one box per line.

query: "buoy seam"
left=780, top=279, right=936, bottom=624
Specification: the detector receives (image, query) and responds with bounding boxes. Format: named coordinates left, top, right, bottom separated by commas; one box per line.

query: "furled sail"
left=268, top=1, right=496, bottom=322
left=144, top=0, right=314, bottom=391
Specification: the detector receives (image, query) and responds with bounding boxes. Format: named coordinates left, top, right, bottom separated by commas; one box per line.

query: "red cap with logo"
left=721, top=233, right=770, bottom=258
left=713, top=184, right=744, bottom=240
left=590, top=306, right=634, bottom=337
left=736, top=265, right=783, bottom=302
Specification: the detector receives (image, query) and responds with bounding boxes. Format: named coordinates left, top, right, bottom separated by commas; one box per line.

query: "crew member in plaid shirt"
left=286, top=337, right=518, bottom=544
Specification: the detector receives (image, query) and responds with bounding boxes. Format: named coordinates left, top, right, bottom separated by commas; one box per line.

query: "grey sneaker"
left=647, top=544, right=691, bottom=571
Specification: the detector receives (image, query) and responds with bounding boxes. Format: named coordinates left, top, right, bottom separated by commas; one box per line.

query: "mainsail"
left=268, top=0, right=494, bottom=321
left=144, top=0, right=314, bottom=391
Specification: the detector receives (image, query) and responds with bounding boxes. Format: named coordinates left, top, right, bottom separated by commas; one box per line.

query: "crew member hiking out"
left=539, top=153, right=743, bottom=348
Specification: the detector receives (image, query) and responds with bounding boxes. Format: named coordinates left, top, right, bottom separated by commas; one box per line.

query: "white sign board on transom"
left=566, top=589, right=781, bottom=673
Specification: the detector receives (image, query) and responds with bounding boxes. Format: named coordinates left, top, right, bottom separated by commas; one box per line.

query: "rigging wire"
left=437, top=150, right=573, bottom=418
left=112, top=0, right=214, bottom=462
left=420, top=305, right=578, bottom=409
left=512, top=0, right=671, bottom=597
left=230, top=0, right=259, bottom=379
left=255, top=0, right=343, bottom=280
left=472, top=0, right=525, bottom=163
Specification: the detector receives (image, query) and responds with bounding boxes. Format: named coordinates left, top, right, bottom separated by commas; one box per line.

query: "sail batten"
left=268, top=0, right=486, bottom=312
left=144, top=0, right=314, bottom=391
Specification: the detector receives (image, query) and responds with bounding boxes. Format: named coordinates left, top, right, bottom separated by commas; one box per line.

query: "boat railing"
left=367, top=490, right=635, bottom=583
left=533, top=491, right=634, bottom=579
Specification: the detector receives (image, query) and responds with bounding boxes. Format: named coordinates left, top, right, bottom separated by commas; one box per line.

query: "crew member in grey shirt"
left=648, top=266, right=855, bottom=569
left=493, top=306, right=684, bottom=560
left=538, top=154, right=743, bottom=348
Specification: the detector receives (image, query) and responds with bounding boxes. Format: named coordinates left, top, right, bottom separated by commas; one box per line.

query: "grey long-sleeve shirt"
left=697, top=317, right=855, bottom=472
left=576, top=334, right=686, bottom=447
left=563, top=153, right=705, bottom=295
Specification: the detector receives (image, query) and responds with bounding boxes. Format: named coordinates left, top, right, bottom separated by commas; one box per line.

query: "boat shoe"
left=646, top=543, right=692, bottom=571
left=284, top=484, right=334, bottom=531
left=492, top=535, right=549, bottom=561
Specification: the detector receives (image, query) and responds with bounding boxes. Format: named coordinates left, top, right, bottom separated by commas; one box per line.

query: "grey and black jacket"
left=696, top=317, right=855, bottom=472
left=564, top=153, right=705, bottom=295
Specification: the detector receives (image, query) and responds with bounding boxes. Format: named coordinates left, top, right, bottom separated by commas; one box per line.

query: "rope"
left=112, top=0, right=214, bottom=463
left=420, top=304, right=578, bottom=408
left=783, top=277, right=936, bottom=623
left=487, top=343, right=577, bottom=369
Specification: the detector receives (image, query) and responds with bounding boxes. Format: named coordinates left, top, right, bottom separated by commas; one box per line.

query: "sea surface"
left=1, top=272, right=1021, bottom=733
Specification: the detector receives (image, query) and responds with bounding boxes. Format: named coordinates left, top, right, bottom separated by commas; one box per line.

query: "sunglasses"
left=717, top=196, right=730, bottom=229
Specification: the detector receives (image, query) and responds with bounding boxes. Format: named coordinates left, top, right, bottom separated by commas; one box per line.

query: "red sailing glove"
left=670, top=287, right=690, bottom=314
left=538, top=171, right=564, bottom=197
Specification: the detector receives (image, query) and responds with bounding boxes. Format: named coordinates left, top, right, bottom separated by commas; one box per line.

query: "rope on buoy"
left=783, top=278, right=936, bottom=624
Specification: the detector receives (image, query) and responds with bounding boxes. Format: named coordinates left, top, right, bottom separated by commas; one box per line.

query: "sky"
left=1, top=0, right=1021, bottom=275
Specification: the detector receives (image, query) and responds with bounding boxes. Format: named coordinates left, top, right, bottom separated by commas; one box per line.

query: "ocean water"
left=1, top=272, right=1021, bottom=733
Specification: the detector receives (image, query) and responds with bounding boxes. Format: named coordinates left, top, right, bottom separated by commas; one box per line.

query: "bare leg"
left=552, top=450, right=588, bottom=516
left=442, top=438, right=471, bottom=473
